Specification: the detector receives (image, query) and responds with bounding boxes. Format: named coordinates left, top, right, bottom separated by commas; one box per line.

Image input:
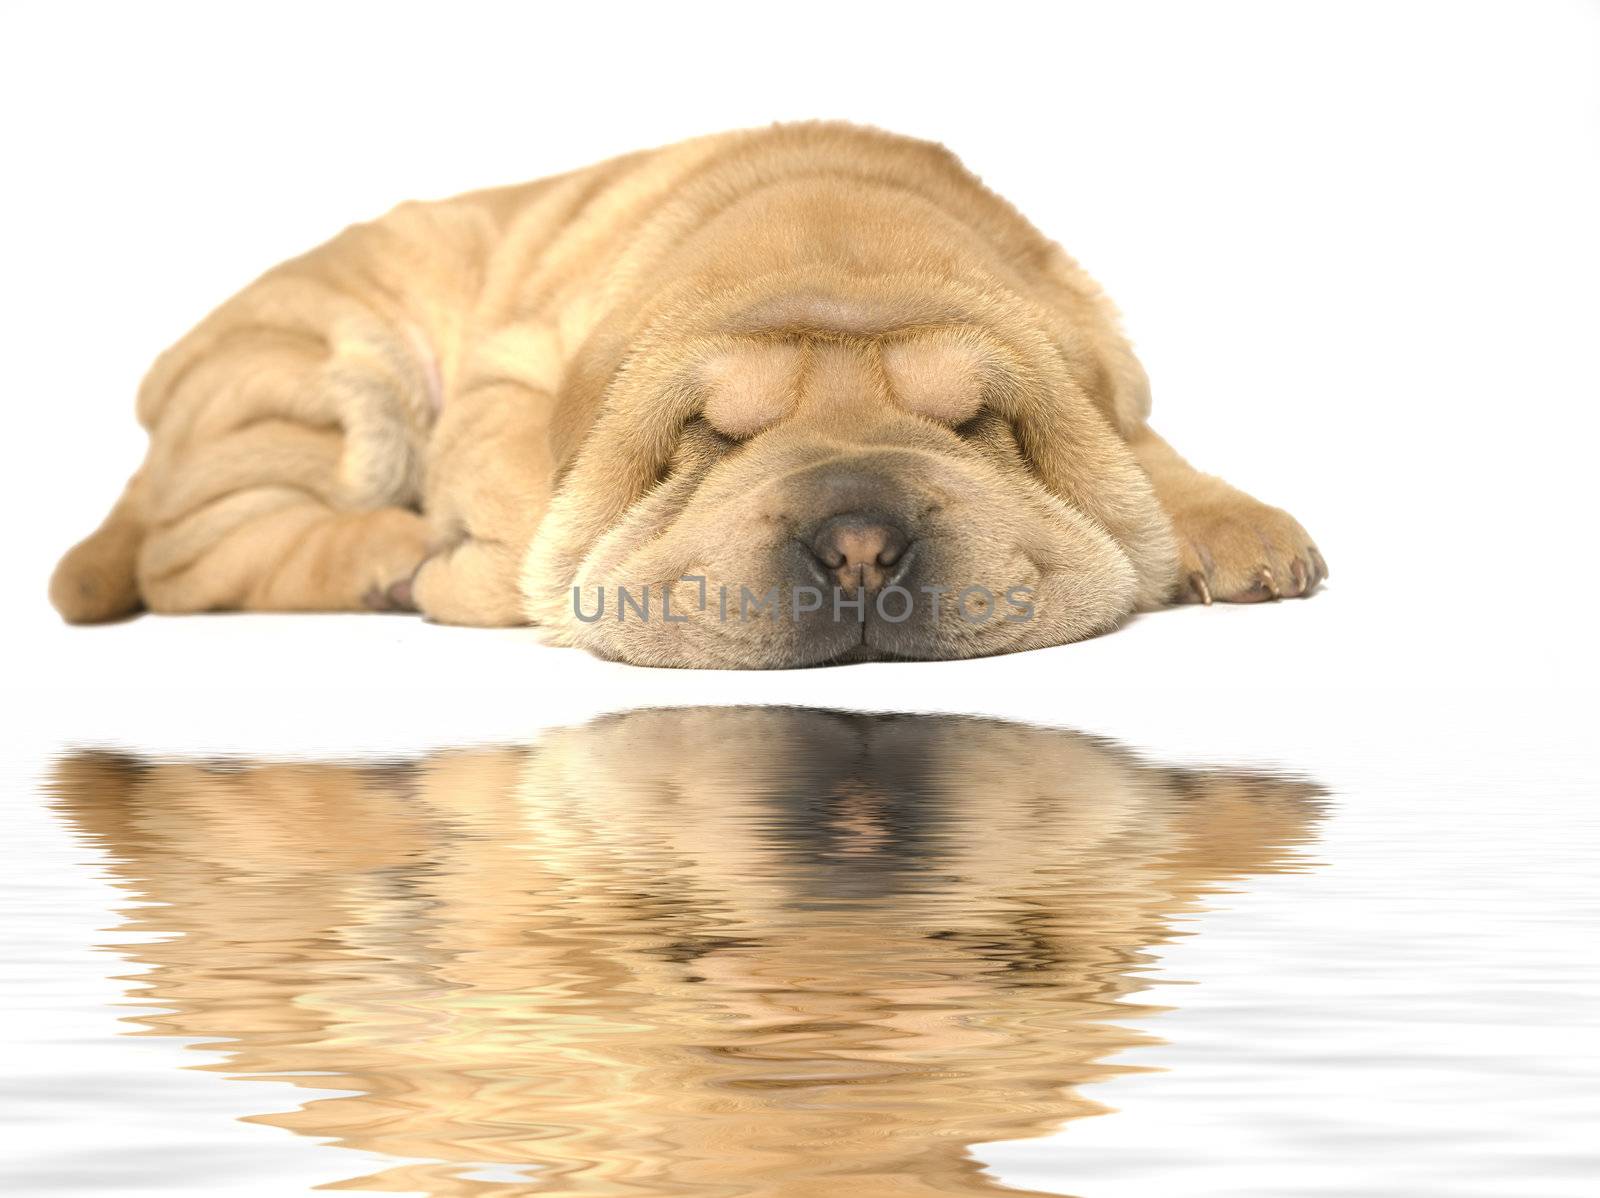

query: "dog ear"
left=548, top=323, right=633, bottom=484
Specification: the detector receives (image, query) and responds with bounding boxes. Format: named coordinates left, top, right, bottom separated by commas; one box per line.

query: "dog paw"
left=407, top=536, right=528, bottom=627
left=1172, top=494, right=1326, bottom=604
left=354, top=509, right=429, bottom=612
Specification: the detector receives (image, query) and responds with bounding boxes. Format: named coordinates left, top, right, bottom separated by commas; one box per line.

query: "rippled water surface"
left=6, top=705, right=1597, bottom=1196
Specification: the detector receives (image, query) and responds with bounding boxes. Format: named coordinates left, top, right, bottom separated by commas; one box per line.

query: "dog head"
left=524, top=287, right=1177, bottom=667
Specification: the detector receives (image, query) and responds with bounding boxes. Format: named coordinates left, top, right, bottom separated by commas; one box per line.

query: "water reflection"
left=50, top=708, right=1323, bottom=1197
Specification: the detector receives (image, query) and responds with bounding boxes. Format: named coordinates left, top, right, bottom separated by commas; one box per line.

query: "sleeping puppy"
left=50, top=708, right=1324, bottom=1197
left=51, top=122, right=1326, bottom=666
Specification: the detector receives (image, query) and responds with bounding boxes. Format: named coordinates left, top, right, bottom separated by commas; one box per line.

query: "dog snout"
left=806, top=514, right=912, bottom=592
left=794, top=461, right=913, bottom=517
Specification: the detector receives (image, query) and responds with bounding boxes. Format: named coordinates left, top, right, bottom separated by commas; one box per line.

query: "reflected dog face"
left=51, top=708, right=1322, bottom=1197
left=525, top=306, right=1178, bottom=668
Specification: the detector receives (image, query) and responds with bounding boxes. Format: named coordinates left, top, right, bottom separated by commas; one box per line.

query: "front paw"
left=1172, top=494, right=1326, bottom=604
left=408, top=536, right=528, bottom=627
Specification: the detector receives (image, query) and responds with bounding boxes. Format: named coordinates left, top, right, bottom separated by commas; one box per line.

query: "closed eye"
left=952, top=407, right=1000, bottom=441
left=685, top=412, right=743, bottom=450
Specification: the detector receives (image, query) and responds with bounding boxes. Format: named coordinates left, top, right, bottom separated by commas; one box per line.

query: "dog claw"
left=1291, top=558, right=1309, bottom=595
left=1260, top=567, right=1281, bottom=599
left=1309, top=547, right=1328, bottom=583
left=1188, top=572, right=1213, bottom=606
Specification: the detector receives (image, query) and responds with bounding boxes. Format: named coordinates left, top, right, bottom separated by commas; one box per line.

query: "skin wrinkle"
left=507, top=141, right=753, bottom=322
left=53, top=122, right=1324, bottom=654
left=603, top=150, right=1030, bottom=308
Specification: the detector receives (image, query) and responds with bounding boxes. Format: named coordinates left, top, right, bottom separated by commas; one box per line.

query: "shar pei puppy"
left=51, top=122, right=1326, bottom=666
left=50, top=708, right=1323, bottom=1197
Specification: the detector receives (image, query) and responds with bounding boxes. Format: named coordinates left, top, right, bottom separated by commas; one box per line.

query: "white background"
left=3, top=4, right=1598, bottom=1197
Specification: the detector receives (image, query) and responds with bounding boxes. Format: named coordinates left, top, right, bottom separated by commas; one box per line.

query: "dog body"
left=52, top=123, right=1323, bottom=665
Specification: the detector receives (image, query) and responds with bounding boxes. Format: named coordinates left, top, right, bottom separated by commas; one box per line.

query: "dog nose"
left=807, top=514, right=911, bottom=591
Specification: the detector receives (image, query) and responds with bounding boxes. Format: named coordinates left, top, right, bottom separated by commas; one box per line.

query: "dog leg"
left=141, top=496, right=430, bottom=614
left=1128, top=427, right=1326, bottom=604
left=133, top=419, right=430, bottom=613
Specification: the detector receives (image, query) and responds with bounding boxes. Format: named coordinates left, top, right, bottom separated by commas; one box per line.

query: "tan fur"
left=880, top=329, right=992, bottom=425
left=50, top=709, right=1323, bottom=1196
left=51, top=122, right=1324, bottom=662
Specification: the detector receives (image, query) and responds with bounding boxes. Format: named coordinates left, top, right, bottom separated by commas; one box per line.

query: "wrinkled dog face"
left=526, top=325, right=1176, bottom=668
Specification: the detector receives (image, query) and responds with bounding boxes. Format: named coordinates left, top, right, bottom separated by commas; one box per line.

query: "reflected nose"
left=807, top=514, right=912, bottom=591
